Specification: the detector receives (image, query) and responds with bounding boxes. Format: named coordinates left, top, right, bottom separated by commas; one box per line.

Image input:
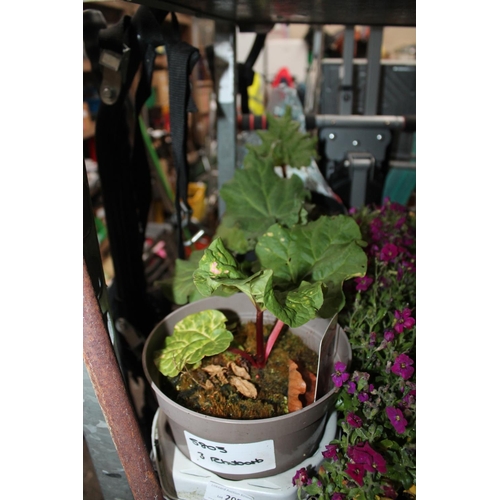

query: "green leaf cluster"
left=193, top=212, right=366, bottom=328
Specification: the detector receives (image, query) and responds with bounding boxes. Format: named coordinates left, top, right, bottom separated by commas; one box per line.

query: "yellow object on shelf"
left=188, top=182, right=207, bottom=222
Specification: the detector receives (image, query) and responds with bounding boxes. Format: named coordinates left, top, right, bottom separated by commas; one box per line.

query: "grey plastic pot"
left=142, top=293, right=351, bottom=480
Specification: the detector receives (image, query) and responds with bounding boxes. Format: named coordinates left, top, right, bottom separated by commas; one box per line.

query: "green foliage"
left=248, top=107, right=318, bottom=168
left=154, top=310, right=233, bottom=377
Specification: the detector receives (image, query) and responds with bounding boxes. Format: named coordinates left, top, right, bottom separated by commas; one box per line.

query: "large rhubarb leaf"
left=255, top=215, right=367, bottom=318
left=219, top=154, right=308, bottom=250
left=156, top=251, right=205, bottom=305
left=214, top=217, right=250, bottom=255
left=154, top=310, right=233, bottom=377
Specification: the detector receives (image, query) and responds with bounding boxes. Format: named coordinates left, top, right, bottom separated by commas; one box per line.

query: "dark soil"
left=160, top=321, right=318, bottom=419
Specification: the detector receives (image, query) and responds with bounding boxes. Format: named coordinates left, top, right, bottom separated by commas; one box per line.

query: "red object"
left=184, top=234, right=211, bottom=258
left=272, top=67, right=294, bottom=88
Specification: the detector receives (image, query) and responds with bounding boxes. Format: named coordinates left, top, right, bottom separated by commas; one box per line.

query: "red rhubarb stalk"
left=264, top=319, right=285, bottom=362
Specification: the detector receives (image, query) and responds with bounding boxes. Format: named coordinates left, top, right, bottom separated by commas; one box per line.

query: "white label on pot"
left=184, top=430, right=276, bottom=475
left=204, top=481, right=254, bottom=500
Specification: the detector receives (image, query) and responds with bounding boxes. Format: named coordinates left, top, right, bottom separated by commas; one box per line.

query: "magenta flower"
left=346, top=412, right=363, bottom=428
left=347, top=381, right=357, bottom=394
left=358, top=392, right=369, bottom=403
left=402, top=383, right=416, bottom=407
left=322, top=444, right=339, bottom=461
left=369, top=218, right=383, bottom=237
left=382, top=484, right=398, bottom=499
left=394, top=216, right=406, bottom=229
left=384, top=330, right=395, bottom=342
left=355, top=276, right=374, bottom=291
left=292, top=467, right=309, bottom=486
left=346, top=463, right=366, bottom=486
left=379, top=243, right=399, bottom=261
left=391, top=353, right=415, bottom=380
left=348, top=441, right=387, bottom=474
left=331, top=362, right=350, bottom=387
left=386, top=406, right=408, bottom=434
left=331, top=494, right=345, bottom=500
left=394, top=308, right=415, bottom=333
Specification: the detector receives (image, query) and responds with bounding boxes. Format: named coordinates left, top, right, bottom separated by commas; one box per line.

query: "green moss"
left=160, top=321, right=318, bottom=419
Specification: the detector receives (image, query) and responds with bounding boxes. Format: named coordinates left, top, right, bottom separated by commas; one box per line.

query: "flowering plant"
left=293, top=199, right=416, bottom=500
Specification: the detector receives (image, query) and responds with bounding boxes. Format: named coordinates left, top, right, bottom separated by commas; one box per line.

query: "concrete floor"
left=83, top=436, right=104, bottom=500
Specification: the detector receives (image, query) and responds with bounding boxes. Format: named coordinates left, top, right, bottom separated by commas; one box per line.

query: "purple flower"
left=394, top=308, right=415, bottom=333
left=347, top=381, right=357, bottom=394
left=384, top=330, right=395, bottom=342
left=386, top=406, right=408, bottom=434
left=380, top=243, right=399, bottom=262
left=322, top=444, right=339, bottom=461
left=402, top=384, right=416, bottom=407
left=358, top=392, right=369, bottom=403
left=331, top=362, right=350, bottom=387
left=354, top=276, right=374, bottom=291
left=346, top=412, right=363, bottom=428
left=382, top=484, right=398, bottom=499
left=370, top=225, right=384, bottom=242
left=346, top=463, right=366, bottom=486
left=391, top=353, right=415, bottom=380
left=348, top=442, right=387, bottom=474
left=292, top=467, right=309, bottom=486
left=394, top=216, right=406, bottom=229
left=331, top=494, right=345, bottom=500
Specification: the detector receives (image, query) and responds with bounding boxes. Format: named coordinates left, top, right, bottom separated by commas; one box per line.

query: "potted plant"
left=292, top=199, right=416, bottom=500
left=142, top=109, right=368, bottom=480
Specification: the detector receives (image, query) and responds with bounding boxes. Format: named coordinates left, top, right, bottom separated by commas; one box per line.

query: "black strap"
left=87, top=7, right=168, bottom=337
left=164, top=12, right=200, bottom=259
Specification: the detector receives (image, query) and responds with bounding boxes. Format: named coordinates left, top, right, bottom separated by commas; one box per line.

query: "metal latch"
left=99, top=46, right=131, bottom=105
left=345, top=152, right=375, bottom=208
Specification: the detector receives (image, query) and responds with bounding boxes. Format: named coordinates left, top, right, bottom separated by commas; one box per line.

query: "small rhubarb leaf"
left=266, top=280, right=324, bottom=327
left=193, top=238, right=275, bottom=309
left=154, top=310, right=233, bottom=378
left=248, top=107, right=318, bottom=168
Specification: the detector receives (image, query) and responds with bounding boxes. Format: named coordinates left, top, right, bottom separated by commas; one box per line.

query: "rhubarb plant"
left=157, top=107, right=367, bottom=370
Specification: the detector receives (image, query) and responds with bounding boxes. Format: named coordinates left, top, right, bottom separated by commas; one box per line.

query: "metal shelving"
left=120, top=0, right=415, bottom=29
left=83, top=2, right=416, bottom=499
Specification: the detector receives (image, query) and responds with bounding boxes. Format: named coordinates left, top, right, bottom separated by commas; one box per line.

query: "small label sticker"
left=184, top=430, right=276, bottom=475
left=204, top=481, right=254, bottom=500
